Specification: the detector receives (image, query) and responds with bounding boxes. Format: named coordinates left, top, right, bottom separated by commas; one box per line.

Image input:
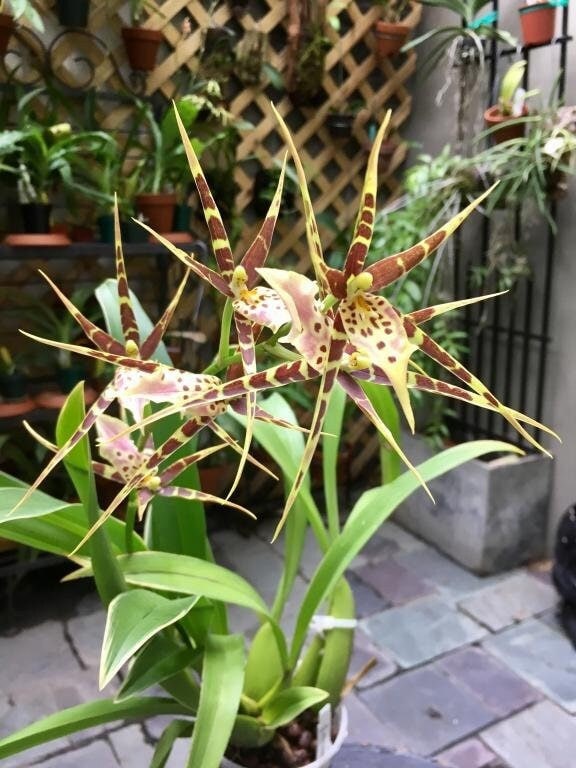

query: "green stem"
left=124, top=496, right=137, bottom=555
left=217, top=298, right=233, bottom=367
left=85, top=466, right=126, bottom=606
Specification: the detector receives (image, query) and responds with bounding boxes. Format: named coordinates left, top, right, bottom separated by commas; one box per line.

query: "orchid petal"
left=113, top=198, right=140, bottom=348
left=407, top=291, right=507, bottom=325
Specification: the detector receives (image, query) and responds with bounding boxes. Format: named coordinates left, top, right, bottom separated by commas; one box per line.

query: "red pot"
left=373, top=21, right=411, bottom=58
left=135, top=193, right=177, bottom=233
left=484, top=104, right=529, bottom=144
left=121, top=26, right=163, bottom=71
left=519, top=2, right=556, bottom=47
left=0, top=12, right=14, bottom=57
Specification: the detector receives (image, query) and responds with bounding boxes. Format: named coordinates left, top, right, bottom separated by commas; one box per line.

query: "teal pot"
left=121, top=219, right=149, bottom=244
left=56, top=0, right=90, bottom=28
left=96, top=214, right=114, bottom=243
left=20, top=203, right=51, bottom=234
left=0, top=371, right=27, bottom=401
left=173, top=203, right=192, bottom=232
left=56, top=365, right=85, bottom=394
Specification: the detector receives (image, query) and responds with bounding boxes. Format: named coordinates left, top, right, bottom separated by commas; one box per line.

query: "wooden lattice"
left=1, top=0, right=422, bottom=482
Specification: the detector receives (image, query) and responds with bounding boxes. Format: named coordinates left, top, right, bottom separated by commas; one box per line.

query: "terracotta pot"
left=484, top=104, right=529, bottom=144
left=373, top=21, right=410, bottom=58
left=20, top=203, right=52, bottom=234
left=121, top=27, right=163, bottom=71
left=135, top=193, right=177, bottom=233
left=0, top=12, right=14, bottom=57
left=519, top=2, right=556, bottom=47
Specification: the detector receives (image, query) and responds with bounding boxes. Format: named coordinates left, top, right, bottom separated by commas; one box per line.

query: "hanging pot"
left=519, top=2, right=556, bottom=47
left=135, top=193, right=177, bottom=233
left=373, top=21, right=410, bottom=59
left=483, top=104, right=529, bottom=144
left=0, top=12, right=14, bottom=57
left=222, top=707, right=348, bottom=768
left=56, top=0, right=90, bottom=28
left=121, top=27, right=163, bottom=71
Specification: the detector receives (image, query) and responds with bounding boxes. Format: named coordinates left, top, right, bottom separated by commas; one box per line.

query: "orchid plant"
left=0, top=106, right=557, bottom=768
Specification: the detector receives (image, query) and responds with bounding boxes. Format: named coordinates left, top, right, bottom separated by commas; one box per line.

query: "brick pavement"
left=0, top=519, right=572, bottom=768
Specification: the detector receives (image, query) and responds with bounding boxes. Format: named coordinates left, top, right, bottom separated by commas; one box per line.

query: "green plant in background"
left=373, top=0, right=411, bottom=23
left=0, top=107, right=556, bottom=768
left=402, top=0, right=515, bottom=71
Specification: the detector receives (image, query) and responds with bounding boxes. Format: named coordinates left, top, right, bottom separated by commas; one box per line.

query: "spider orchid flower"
left=12, top=204, right=225, bottom=512
left=133, top=104, right=292, bottom=496
left=92, top=414, right=254, bottom=522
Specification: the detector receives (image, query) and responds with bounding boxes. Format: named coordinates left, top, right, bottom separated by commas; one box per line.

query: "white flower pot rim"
left=221, top=705, right=349, bottom=768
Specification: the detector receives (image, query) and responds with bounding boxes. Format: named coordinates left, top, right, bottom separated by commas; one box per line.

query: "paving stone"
left=66, top=608, right=107, bottom=669
left=481, top=700, right=576, bottom=768
left=0, top=620, right=77, bottom=690
left=349, top=631, right=397, bottom=691
left=212, top=529, right=284, bottom=606
left=24, top=738, right=119, bottom=767
left=360, top=666, right=495, bottom=757
left=458, top=573, right=559, bottom=631
left=435, top=647, right=540, bottom=717
left=361, top=596, right=486, bottom=668
left=482, top=618, right=576, bottom=712
left=345, top=692, right=397, bottom=747
left=350, top=522, right=425, bottom=570
left=436, top=737, right=499, bottom=768
left=346, top=570, right=391, bottom=618
left=355, top=559, right=436, bottom=606
left=395, top=548, right=495, bottom=602
left=109, top=724, right=155, bottom=767
left=333, top=744, right=438, bottom=767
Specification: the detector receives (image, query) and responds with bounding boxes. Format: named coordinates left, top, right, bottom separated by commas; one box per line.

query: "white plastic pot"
left=221, top=706, right=348, bottom=768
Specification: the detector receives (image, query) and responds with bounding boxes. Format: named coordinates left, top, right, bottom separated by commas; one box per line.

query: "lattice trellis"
left=1, top=0, right=421, bottom=484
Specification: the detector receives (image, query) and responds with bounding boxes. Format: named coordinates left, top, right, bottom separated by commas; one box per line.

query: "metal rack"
left=451, top=2, right=571, bottom=448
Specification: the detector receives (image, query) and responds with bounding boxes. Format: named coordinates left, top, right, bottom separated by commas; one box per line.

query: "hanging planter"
left=518, top=1, right=558, bottom=47
left=121, top=27, right=163, bottom=71
left=56, top=0, right=91, bottom=28
left=373, top=20, right=411, bottom=58
left=0, top=11, right=14, bottom=57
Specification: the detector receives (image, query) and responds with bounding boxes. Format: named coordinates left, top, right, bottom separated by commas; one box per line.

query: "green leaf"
left=0, top=697, right=191, bottom=760
left=360, top=381, right=401, bottom=483
left=261, top=687, right=328, bottom=729
left=0, top=499, right=145, bottom=558
left=186, top=635, right=245, bottom=768
left=323, top=385, right=346, bottom=540
left=116, top=635, right=199, bottom=703
left=243, top=621, right=285, bottom=703
left=82, top=551, right=271, bottom=617
left=150, top=719, right=194, bottom=768
left=100, top=589, right=199, bottom=688
left=55, top=383, right=92, bottom=508
left=0, top=486, right=80, bottom=522
left=290, top=440, right=523, bottom=663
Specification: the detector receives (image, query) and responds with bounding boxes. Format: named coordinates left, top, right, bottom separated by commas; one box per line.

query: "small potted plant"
left=326, top=99, right=364, bottom=139
left=0, top=345, right=28, bottom=402
left=484, top=60, right=534, bottom=143
left=518, top=0, right=566, bottom=48
left=121, top=0, right=164, bottom=72
left=372, top=0, right=412, bottom=58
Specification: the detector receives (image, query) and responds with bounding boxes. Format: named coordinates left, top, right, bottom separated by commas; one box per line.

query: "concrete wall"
left=401, top=5, right=576, bottom=546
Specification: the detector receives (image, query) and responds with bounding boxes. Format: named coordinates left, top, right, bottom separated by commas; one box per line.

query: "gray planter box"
left=395, top=433, right=553, bottom=574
